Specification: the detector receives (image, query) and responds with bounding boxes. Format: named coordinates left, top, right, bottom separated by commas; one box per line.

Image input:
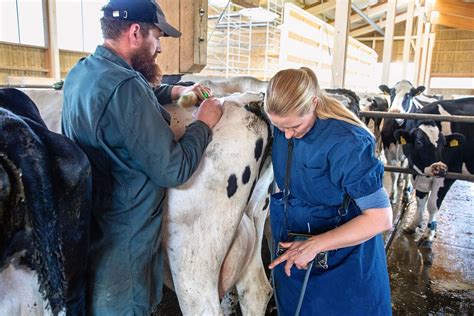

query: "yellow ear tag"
left=450, top=139, right=459, bottom=147
left=400, top=136, right=407, bottom=145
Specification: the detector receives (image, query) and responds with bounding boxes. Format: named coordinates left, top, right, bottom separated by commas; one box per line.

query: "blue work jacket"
left=270, top=118, right=391, bottom=315
left=61, top=45, right=211, bottom=315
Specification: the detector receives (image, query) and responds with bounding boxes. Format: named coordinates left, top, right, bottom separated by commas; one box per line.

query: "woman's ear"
left=312, top=96, right=319, bottom=110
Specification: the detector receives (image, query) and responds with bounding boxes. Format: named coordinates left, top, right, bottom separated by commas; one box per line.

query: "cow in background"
left=324, top=88, right=361, bottom=117
left=379, top=81, right=439, bottom=202
left=394, top=98, right=474, bottom=248
left=162, top=91, right=273, bottom=315
left=0, top=88, right=92, bottom=315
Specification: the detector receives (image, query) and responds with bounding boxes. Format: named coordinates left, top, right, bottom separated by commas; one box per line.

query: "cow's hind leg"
left=235, top=166, right=273, bottom=316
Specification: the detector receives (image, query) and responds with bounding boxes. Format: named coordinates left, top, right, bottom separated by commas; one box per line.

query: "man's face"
left=131, top=27, right=163, bottom=85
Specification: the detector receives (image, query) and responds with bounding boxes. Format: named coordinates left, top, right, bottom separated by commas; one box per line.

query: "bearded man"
left=61, top=0, right=222, bottom=314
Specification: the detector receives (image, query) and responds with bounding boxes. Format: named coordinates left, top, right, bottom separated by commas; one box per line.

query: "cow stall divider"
left=358, top=110, right=474, bottom=251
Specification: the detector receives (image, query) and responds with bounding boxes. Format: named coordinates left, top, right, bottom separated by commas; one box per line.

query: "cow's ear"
left=411, top=86, right=425, bottom=96
left=379, top=85, right=390, bottom=95
left=394, top=129, right=413, bottom=145
left=445, top=133, right=465, bottom=149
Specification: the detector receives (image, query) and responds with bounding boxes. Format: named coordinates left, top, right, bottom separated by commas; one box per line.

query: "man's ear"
left=128, top=23, right=141, bottom=45
left=394, top=129, right=413, bottom=145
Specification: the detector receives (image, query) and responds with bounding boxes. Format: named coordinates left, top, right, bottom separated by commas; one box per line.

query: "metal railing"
left=361, top=110, right=474, bottom=182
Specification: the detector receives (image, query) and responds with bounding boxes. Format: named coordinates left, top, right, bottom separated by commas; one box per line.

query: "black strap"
left=282, top=139, right=293, bottom=236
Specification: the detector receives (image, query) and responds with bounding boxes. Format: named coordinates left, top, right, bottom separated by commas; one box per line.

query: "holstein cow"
left=393, top=98, right=474, bottom=248
left=190, top=76, right=269, bottom=97
left=162, top=91, right=273, bottom=315
left=0, top=88, right=92, bottom=315
left=324, top=88, right=361, bottom=117
left=358, top=93, right=389, bottom=142
left=379, top=80, right=439, bottom=202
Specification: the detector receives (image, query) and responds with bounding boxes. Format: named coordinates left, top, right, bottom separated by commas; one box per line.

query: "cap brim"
left=156, top=21, right=181, bottom=38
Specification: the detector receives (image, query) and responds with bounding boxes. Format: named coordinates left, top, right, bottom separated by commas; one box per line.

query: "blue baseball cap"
left=102, top=0, right=181, bottom=38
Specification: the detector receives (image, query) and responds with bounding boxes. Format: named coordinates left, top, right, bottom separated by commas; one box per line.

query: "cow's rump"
left=0, top=88, right=92, bottom=315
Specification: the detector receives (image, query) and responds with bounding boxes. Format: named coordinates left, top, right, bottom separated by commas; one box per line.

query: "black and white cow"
left=324, top=88, right=361, bottom=117
left=379, top=81, right=439, bottom=202
left=162, top=91, right=273, bottom=315
left=0, top=88, right=92, bottom=315
left=393, top=98, right=474, bottom=248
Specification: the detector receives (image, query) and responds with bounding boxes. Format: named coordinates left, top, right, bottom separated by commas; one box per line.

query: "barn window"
left=0, top=0, right=45, bottom=46
left=56, top=0, right=106, bottom=52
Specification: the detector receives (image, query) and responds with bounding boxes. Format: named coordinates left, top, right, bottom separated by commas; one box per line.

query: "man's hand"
left=195, top=97, right=223, bottom=129
left=172, top=83, right=212, bottom=102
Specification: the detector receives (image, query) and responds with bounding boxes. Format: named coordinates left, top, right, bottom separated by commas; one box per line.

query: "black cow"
left=393, top=98, right=474, bottom=248
left=0, top=88, right=92, bottom=315
left=378, top=81, right=439, bottom=203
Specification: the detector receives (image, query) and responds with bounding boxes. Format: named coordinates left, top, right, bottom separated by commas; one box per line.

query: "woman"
left=266, top=67, right=392, bottom=315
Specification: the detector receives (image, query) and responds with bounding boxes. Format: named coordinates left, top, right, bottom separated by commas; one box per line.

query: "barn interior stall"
left=1, top=0, right=473, bottom=315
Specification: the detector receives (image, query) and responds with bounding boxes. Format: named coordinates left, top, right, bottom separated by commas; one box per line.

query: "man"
left=61, top=0, right=223, bottom=314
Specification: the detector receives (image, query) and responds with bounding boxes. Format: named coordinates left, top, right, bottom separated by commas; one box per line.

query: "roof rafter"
left=304, top=0, right=337, bottom=16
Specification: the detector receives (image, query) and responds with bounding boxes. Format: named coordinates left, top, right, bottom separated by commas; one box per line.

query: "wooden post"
left=331, top=0, right=351, bottom=88
left=402, top=0, right=415, bottom=79
left=413, top=7, right=425, bottom=85
left=418, top=22, right=431, bottom=87
left=424, top=32, right=436, bottom=92
left=44, top=0, right=60, bottom=80
left=381, top=0, right=397, bottom=84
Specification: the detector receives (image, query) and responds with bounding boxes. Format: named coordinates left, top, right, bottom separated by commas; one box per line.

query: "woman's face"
left=267, top=110, right=317, bottom=139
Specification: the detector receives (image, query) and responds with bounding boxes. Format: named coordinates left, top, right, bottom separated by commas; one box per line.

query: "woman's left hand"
left=268, top=238, right=320, bottom=277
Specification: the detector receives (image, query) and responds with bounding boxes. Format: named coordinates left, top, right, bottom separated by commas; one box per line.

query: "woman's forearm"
left=310, top=207, right=393, bottom=253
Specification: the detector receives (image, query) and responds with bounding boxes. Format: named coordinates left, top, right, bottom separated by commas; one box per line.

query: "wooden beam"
left=331, top=0, right=351, bottom=88
left=232, top=0, right=259, bottom=8
left=418, top=22, right=431, bottom=86
left=413, top=8, right=425, bottom=85
left=402, top=0, right=415, bottom=78
left=349, top=2, right=389, bottom=24
left=381, top=0, right=397, bottom=84
left=431, top=72, right=474, bottom=78
left=44, top=0, right=60, bottom=80
left=424, top=32, right=436, bottom=91
left=433, top=0, right=474, bottom=19
left=305, top=0, right=337, bottom=16
left=350, top=9, right=420, bottom=37
left=436, top=13, right=474, bottom=31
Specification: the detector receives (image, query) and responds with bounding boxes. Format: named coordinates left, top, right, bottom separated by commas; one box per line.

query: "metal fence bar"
left=384, top=166, right=474, bottom=182
left=360, top=111, right=474, bottom=123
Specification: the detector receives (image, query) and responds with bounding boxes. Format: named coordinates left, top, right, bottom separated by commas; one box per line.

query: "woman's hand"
left=269, top=238, right=320, bottom=277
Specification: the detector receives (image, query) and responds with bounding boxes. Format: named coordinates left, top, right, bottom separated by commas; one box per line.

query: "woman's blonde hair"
left=265, top=67, right=371, bottom=134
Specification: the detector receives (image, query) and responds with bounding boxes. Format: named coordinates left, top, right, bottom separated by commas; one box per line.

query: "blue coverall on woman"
left=270, top=117, right=392, bottom=315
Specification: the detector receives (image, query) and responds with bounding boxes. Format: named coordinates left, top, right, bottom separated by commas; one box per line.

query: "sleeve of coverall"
left=106, top=78, right=212, bottom=188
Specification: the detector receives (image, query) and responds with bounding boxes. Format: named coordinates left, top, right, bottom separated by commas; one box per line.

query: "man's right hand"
left=195, top=97, right=223, bottom=129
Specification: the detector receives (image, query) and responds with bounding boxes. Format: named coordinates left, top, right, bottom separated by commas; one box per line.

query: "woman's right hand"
left=269, top=238, right=321, bottom=277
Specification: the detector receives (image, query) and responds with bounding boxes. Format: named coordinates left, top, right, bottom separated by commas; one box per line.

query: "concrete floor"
left=387, top=179, right=474, bottom=315
left=156, top=175, right=474, bottom=315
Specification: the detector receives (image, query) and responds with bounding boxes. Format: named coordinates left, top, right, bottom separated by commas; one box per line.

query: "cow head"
left=379, top=81, right=425, bottom=125
left=394, top=122, right=465, bottom=177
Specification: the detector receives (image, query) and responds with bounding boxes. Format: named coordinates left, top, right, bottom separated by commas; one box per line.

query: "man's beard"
left=131, top=44, right=162, bottom=86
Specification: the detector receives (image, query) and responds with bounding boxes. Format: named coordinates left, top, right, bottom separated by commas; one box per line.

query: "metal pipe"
left=351, top=3, right=385, bottom=36
left=384, top=166, right=474, bottom=182
left=359, top=111, right=474, bottom=123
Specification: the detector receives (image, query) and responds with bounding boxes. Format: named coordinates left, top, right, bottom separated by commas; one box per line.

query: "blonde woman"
left=267, top=68, right=392, bottom=315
